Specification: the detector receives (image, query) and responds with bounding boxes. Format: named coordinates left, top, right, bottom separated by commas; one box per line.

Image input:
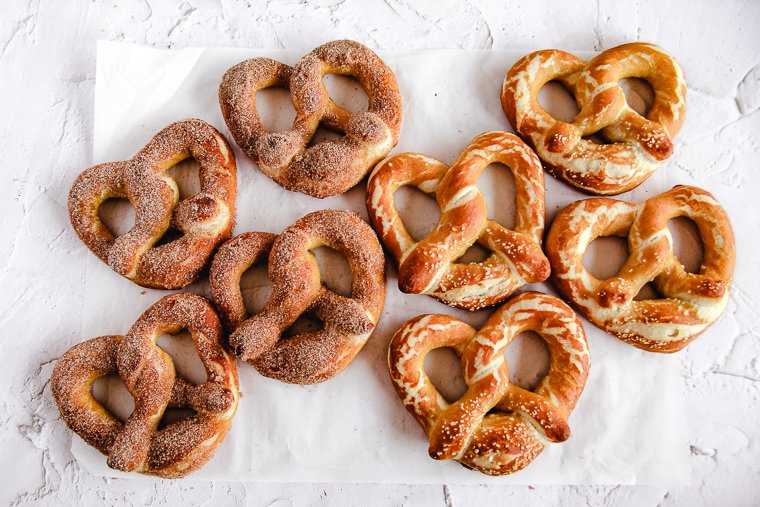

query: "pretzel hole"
left=505, top=331, right=550, bottom=392
left=312, top=246, right=353, bottom=297
left=91, top=375, right=134, bottom=423
left=455, top=244, right=490, bottom=264
left=255, top=86, right=297, bottom=132
left=240, top=263, right=273, bottom=316
left=633, top=282, right=660, bottom=301
left=307, top=126, right=344, bottom=147
left=618, top=78, right=655, bottom=117
left=159, top=408, right=198, bottom=430
left=157, top=331, right=208, bottom=385
left=166, top=157, right=202, bottom=200
left=582, top=133, right=614, bottom=145
left=98, top=198, right=135, bottom=237
left=393, top=186, right=441, bottom=242
left=153, top=227, right=184, bottom=248
left=283, top=314, right=324, bottom=339
left=322, top=74, right=369, bottom=113
left=424, top=347, right=467, bottom=403
left=538, top=81, right=580, bottom=123
left=478, top=163, right=517, bottom=230
left=583, top=235, right=628, bottom=279
left=667, top=217, right=705, bottom=274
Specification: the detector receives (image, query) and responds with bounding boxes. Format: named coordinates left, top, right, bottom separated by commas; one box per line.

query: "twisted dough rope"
left=502, top=42, right=686, bottom=195
left=546, top=185, right=735, bottom=353
left=210, top=210, right=386, bottom=384
left=68, top=119, right=237, bottom=289
left=51, top=294, right=239, bottom=478
left=366, top=131, right=550, bottom=310
left=219, top=39, right=402, bottom=198
left=388, top=292, right=589, bottom=476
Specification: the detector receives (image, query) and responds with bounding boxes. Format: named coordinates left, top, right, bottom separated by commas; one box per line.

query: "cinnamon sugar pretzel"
left=366, top=131, right=550, bottom=310
left=546, top=185, right=735, bottom=352
left=388, top=292, right=589, bottom=476
left=51, top=293, right=239, bottom=478
left=68, top=119, right=237, bottom=289
left=502, top=42, right=686, bottom=195
left=210, top=210, right=386, bottom=384
left=219, top=39, right=402, bottom=198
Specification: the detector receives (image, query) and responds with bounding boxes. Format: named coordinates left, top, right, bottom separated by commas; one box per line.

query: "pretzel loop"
left=209, top=231, right=279, bottom=331
left=388, top=292, right=589, bottom=476
left=502, top=43, right=686, bottom=195
left=547, top=185, right=735, bottom=353
left=575, top=44, right=684, bottom=157
left=211, top=210, right=387, bottom=384
left=51, top=294, right=239, bottom=478
left=68, top=119, right=237, bottom=289
left=367, top=131, right=549, bottom=310
left=219, top=40, right=402, bottom=198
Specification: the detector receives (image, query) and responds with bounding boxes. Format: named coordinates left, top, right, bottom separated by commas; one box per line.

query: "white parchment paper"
left=73, top=41, right=690, bottom=484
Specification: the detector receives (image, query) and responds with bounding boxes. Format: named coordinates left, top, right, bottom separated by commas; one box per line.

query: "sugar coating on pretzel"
left=51, top=293, right=239, bottom=478
left=219, top=39, right=402, bottom=198
left=502, top=42, right=686, bottom=195
left=546, top=185, right=735, bottom=353
left=210, top=231, right=278, bottom=331
left=366, top=131, right=550, bottom=310
left=388, top=292, right=589, bottom=476
left=211, top=210, right=386, bottom=384
left=68, top=119, right=237, bottom=289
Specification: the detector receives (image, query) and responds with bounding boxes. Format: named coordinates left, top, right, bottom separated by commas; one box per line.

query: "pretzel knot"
left=388, top=292, right=589, bottom=476
left=210, top=210, right=387, bottom=384
left=68, top=119, right=237, bottom=289
left=219, top=39, right=402, bottom=198
left=51, top=294, right=239, bottom=478
left=366, top=131, right=550, bottom=310
left=546, top=185, right=735, bottom=353
left=502, top=42, right=686, bottom=195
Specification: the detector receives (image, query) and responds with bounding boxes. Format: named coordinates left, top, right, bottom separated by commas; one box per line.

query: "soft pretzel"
left=366, top=131, right=550, bottom=310
left=388, top=292, right=589, bottom=476
left=68, top=119, right=237, bottom=289
left=51, top=293, right=239, bottom=478
left=210, top=210, right=386, bottom=384
left=546, top=185, right=735, bottom=353
left=219, top=39, right=402, bottom=198
left=502, top=42, right=686, bottom=195
left=209, top=231, right=278, bottom=331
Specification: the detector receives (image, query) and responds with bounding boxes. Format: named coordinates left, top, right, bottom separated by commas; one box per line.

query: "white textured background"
left=1, top=1, right=759, bottom=505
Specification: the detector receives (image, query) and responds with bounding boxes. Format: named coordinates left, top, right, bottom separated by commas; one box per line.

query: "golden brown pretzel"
left=388, top=292, right=589, bottom=476
left=51, top=293, right=239, bottom=478
left=219, top=39, right=402, bottom=198
left=210, top=210, right=386, bottom=384
left=68, top=119, right=237, bottom=289
left=502, top=42, right=686, bottom=195
left=366, top=131, right=550, bottom=310
left=546, top=185, right=735, bottom=352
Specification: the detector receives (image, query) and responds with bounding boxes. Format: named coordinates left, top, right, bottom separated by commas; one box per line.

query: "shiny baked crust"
left=388, top=292, right=589, bottom=476
left=546, top=185, right=735, bottom=352
left=366, top=131, right=549, bottom=310
left=502, top=42, right=686, bottom=195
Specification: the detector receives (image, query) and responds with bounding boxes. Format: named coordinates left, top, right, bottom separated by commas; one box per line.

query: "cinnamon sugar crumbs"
left=219, top=40, right=402, bottom=198
left=68, top=119, right=236, bottom=289
left=51, top=293, right=238, bottom=478
left=210, top=210, right=386, bottom=385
